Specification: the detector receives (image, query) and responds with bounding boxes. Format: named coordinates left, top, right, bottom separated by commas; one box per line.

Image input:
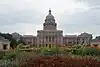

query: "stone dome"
left=79, top=32, right=92, bottom=37
left=45, top=9, right=55, bottom=20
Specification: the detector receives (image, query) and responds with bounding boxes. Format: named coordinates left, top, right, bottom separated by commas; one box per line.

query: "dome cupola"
left=43, top=9, right=57, bottom=30
left=45, top=9, right=55, bottom=21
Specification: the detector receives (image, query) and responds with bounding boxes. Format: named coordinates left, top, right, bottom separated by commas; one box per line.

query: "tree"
left=0, top=33, right=18, bottom=49
left=17, top=37, right=26, bottom=45
left=10, top=39, right=18, bottom=49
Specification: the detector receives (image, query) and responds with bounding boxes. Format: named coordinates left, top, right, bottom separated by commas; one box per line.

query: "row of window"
left=38, top=32, right=62, bottom=36
left=64, top=40, right=90, bottom=45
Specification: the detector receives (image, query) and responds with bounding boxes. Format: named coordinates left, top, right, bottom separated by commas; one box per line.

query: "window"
left=52, top=36, right=54, bottom=42
left=49, top=36, right=51, bottom=42
left=28, top=42, right=32, bottom=44
left=32, top=44, right=35, bottom=47
left=68, top=42, right=72, bottom=44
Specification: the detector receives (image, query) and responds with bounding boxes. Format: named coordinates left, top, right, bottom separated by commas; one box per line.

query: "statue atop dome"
left=49, top=9, right=51, bottom=14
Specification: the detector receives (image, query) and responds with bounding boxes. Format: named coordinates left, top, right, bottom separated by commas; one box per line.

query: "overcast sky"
left=0, top=0, right=100, bottom=37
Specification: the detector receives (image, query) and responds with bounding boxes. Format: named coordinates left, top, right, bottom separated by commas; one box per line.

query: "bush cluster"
left=69, top=45, right=100, bottom=56
left=39, top=47, right=61, bottom=56
left=0, top=51, right=5, bottom=59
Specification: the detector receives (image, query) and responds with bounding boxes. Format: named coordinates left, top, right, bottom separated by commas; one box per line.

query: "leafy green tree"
left=17, top=40, right=26, bottom=45
left=0, top=32, right=25, bottom=49
left=10, top=40, right=18, bottom=49
left=0, top=33, right=17, bottom=48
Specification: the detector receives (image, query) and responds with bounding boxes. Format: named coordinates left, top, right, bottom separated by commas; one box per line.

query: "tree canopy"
left=0, top=32, right=25, bottom=49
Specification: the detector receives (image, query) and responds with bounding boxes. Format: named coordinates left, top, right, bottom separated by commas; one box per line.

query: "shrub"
left=19, top=49, right=33, bottom=52
left=40, top=47, right=60, bottom=56
left=0, top=51, right=5, bottom=59
left=3, top=51, right=18, bottom=60
left=82, top=47, right=100, bottom=56
left=16, top=44, right=25, bottom=49
left=50, top=47, right=59, bottom=53
left=41, top=51, right=56, bottom=56
left=71, top=45, right=82, bottom=49
left=70, top=45, right=100, bottom=56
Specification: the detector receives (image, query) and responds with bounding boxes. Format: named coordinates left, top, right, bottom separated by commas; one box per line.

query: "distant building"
left=91, top=36, right=100, bottom=48
left=91, top=39, right=100, bottom=47
left=22, top=35, right=37, bottom=47
left=19, top=9, right=92, bottom=48
left=0, top=36, right=10, bottom=50
left=11, top=32, right=22, bottom=42
left=63, top=32, right=92, bottom=46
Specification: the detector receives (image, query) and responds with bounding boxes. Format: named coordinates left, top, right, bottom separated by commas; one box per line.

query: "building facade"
left=20, top=10, right=92, bottom=48
left=0, top=36, right=10, bottom=50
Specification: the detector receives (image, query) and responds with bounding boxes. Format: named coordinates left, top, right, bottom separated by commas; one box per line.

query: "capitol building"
left=12, top=10, right=92, bottom=48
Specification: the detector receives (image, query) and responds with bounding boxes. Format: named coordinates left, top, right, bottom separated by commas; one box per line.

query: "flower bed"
left=19, top=56, right=100, bottom=67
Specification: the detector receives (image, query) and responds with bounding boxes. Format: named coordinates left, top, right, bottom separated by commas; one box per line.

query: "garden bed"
left=19, top=56, right=100, bottom=67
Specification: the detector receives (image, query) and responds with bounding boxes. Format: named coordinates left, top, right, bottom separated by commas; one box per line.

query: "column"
left=61, top=36, right=63, bottom=46
left=57, top=37, right=58, bottom=46
left=56, top=37, right=58, bottom=44
left=48, top=36, right=49, bottom=46
left=7, top=43, right=10, bottom=50
left=56, top=36, right=57, bottom=45
left=37, top=37, right=39, bottom=48
left=54, top=36, right=55, bottom=44
left=53, top=36, right=54, bottom=43
left=42, top=36, right=44, bottom=47
left=67, top=38, right=68, bottom=45
left=51, top=36, right=52, bottom=43
left=44, top=36, right=46, bottom=47
left=46, top=36, right=47, bottom=47
left=48, top=36, right=49, bottom=43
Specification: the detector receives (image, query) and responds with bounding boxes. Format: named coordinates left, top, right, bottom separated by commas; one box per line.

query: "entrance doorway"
left=46, top=44, right=48, bottom=47
left=49, top=44, right=51, bottom=48
left=3, top=44, right=7, bottom=50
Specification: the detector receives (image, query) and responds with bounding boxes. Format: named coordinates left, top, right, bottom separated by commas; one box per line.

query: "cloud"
left=59, top=7, right=100, bottom=37
left=0, top=9, right=44, bottom=24
left=83, top=0, right=100, bottom=6
left=0, top=0, right=100, bottom=38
